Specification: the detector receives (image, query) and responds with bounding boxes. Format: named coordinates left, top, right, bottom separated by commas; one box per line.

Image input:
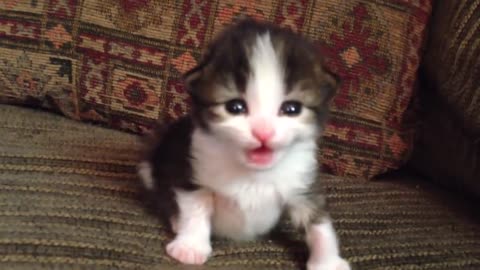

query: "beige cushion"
left=1, top=104, right=479, bottom=269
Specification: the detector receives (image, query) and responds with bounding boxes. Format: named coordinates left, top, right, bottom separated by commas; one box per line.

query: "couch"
left=0, top=1, right=479, bottom=270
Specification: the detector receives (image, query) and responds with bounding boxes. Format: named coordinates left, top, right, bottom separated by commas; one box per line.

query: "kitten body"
left=193, top=127, right=317, bottom=240
left=138, top=19, right=350, bottom=270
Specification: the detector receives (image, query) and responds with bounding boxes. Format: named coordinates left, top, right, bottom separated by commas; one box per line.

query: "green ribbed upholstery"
left=1, top=104, right=479, bottom=269
left=411, top=0, right=480, bottom=196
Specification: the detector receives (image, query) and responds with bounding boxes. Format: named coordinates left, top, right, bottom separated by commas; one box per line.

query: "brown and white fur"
left=138, top=19, right=350, bottom=270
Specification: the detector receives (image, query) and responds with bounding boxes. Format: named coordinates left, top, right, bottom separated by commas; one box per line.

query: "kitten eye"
left=225, top=99, right=248, bottom=115
left=280, top=101, right=302, bottom=116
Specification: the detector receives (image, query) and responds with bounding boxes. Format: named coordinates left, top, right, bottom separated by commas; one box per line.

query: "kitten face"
left=185, top=20, right=338, bottom=169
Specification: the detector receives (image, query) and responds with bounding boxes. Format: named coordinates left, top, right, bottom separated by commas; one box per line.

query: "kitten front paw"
left=307, top=256, right=351, bottom=270
left=166, top=238, right=212, bottom=265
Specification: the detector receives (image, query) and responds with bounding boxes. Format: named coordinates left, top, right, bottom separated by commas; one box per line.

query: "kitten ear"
left=183, top=63, right=205, bottom=94
left=318, top=64, right=341, bottom=104
left=183, top=39, right=220, bottom=94
left=182, top=52, right=217, bottom=131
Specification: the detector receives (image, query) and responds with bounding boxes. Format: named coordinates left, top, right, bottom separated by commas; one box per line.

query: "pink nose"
left=252, top=126, right=275, bottom=143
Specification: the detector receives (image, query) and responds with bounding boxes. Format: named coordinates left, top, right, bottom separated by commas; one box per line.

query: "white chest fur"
left=191, top=129, right=317, bottom=240
left=211, top=176, right=284, bottom=240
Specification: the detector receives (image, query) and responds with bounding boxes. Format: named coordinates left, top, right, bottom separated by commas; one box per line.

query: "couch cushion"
left=0, top=1, right=433, bottom=179
left=411, top=0, right=480, bottom=197
left=421, top=0, right=480, bottom=133
left=1, top=104, right=479, bottom=270
left=410, top=91, right=480, bottom=197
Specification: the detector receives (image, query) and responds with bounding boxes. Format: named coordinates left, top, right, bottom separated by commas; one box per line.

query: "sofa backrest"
left=410, top=0, right=480, bottom=197
left=422, top=0, right=480, bottom=133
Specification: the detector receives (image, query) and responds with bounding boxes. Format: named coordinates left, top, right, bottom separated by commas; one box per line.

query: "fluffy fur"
left=138, top=19, right=350, bottom=270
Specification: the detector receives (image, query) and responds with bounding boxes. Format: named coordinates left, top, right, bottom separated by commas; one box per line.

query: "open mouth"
left=246, top=145, right=274, bottom=166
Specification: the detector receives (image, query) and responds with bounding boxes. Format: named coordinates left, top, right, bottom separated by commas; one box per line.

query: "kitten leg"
left=137, top=161, right=155, bottom=190
left=288, top=196, right=350, bottom=270
left=166, top=189, right=213, bottom=265
left=305, top=219, right=350, bottom=270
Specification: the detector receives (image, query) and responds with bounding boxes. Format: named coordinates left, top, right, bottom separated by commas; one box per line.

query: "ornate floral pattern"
left=320, top=4, right=389, bottom=110
left=79, top=55, right=109, bottom=106
left=165, top=79, right=190, bottom=122
left=0, top=0, right=22, bottom=9
left=97, top=0, right=164, bottom=32
left=176, top=0, right=212, bottom=47
left=275, top=0, right=308, bottom=31
left=48, top=0, right=77, bottom=18
left=0, top=52, right=51, bottom=99
left=171, top=52, right=197, bottom=74
left=0, top=0, right=433, bottom=179
left=213, top=0, right=275, bottom=37
left=111, top=69, right=162, bottom=119
left=45, top=24, right=72, bottom=49
left=217, top=0, right=267, bottom=24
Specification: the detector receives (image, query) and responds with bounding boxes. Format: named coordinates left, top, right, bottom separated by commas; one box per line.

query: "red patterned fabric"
left=0, top=0, right=433, bottom=178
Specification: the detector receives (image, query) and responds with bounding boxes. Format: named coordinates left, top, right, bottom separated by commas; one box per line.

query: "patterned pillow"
left=0, top=0, right=432, bottom=179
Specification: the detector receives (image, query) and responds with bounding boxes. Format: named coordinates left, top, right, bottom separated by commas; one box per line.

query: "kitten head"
left=184, top=19, right=339, bottom=170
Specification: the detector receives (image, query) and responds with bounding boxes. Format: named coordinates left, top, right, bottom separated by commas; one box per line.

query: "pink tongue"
left=247, top=146, right=273, bottom=165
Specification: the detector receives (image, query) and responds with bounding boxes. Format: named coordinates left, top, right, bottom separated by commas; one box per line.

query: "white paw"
left=307, top=256, right=351, bottom=270
left=166, top=237, right=212, bottom=265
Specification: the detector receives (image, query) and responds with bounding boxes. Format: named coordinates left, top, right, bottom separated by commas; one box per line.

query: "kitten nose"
left=252, top=126, right=275, bottom=144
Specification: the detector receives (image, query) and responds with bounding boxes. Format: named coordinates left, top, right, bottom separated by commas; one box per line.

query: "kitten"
left=138, top=19, right=350, bottom=270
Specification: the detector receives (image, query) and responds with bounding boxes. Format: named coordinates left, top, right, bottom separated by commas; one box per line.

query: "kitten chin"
left=138, top=18, right=350, bottom=270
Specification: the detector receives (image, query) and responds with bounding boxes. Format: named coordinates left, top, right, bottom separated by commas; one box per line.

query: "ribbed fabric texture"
left=411, top=0, right=480, bottom=196
left=1, top=104, right=479, bottom=270
left=422, top=0, right=480, bottom=132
